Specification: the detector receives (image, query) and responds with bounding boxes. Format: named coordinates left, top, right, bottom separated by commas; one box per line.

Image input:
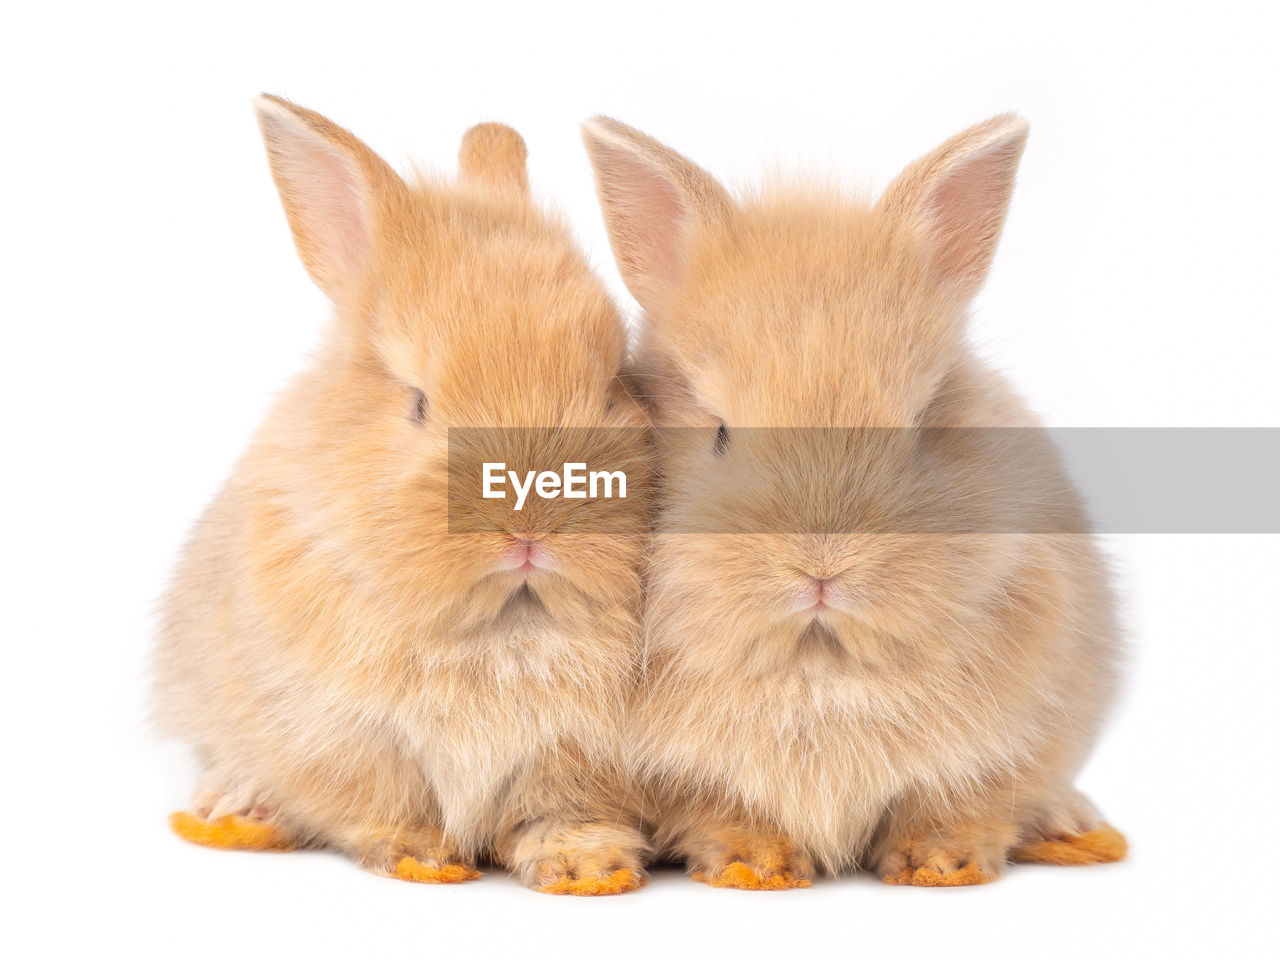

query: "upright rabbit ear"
left=253, top=94, right=404, bottom=300
left=458, top=123, right=529, bottom=195
left=878, top=114, right=1029, bottom=295
left=581, top=117, right=731, bottom=310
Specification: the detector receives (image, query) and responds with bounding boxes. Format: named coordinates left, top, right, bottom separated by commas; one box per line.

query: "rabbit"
left=581, top=114, right=1127, bottom=888
left=153, top=96, right=653, bottom=895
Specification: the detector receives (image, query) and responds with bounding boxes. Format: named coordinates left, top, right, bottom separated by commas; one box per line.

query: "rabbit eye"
left=409, top=388, right=428, bottom=425
left=713, top=422, right=730, bottom=456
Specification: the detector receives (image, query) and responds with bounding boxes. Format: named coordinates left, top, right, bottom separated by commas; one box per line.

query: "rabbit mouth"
left=798, top=605, right=846, bottom=626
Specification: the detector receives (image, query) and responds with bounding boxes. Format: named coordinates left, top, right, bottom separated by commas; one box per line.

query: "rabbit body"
left=154, top=98, right=650, bottom=894
left=583, top=115, right=1126, bottom=887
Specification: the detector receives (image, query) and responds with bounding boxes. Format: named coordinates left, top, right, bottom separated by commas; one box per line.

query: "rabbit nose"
left=800, top=574, right=830, bottom=609
left=793, top=576, right=824, bottom=604
left=499, top=537, right=554, bottom=572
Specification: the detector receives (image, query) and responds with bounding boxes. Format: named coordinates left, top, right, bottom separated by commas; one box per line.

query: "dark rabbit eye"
left=713, top=422, right=730, bottom=456
left=409, top=388, right=428, bottom=424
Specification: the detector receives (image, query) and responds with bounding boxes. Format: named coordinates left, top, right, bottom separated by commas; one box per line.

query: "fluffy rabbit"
left=582, top=115, right=1126, bottom=887
left=154, top=96, right=651, bottom=895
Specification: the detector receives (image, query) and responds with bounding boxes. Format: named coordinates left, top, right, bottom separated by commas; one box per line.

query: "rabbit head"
left=252, top=97, right=649, bottom=638
left=582, top=115, right=1060, bottom=666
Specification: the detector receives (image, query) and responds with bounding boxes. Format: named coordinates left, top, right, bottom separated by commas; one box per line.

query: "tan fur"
left=153, top=96, right=651, bottom=894
left=459, top=122, right=529, bottom=194
left=583, top=115, right=1124, bottom=886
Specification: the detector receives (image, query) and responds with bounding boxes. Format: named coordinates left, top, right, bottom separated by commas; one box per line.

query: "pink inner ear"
left=627, top=165, right=688, bottom=285
left=594, top=141, right=693, bottom=302
left=259, top=108, right=374, bottom=294
left=284, top=135, right=371, bottom=278
left=925, top=140, right=1021, bottom=286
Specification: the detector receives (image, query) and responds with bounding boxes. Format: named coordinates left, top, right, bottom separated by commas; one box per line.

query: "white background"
left=3, top=2, right=1277, bottom=956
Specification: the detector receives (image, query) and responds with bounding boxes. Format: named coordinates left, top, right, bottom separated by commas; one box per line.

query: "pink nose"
left=501, top=538, right=552, bottom=573
left=802, top=574, right=831, bottom=610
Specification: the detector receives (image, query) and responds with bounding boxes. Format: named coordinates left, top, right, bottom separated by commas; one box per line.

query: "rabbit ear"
left=878, top=114, right=1029, bottom=294
left=458, top=123, right=529, bottom=194
left=581, top=116, right=731, bottom=310
left=253, top=94, right=404, bottom=300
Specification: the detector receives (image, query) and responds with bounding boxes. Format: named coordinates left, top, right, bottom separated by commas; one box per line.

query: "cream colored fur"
left=583, top=115, right=1123, bottom=886
left=153, top=97, right=651, bottom=894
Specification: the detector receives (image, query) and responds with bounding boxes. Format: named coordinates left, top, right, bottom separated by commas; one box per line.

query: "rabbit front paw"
left=686, top=827, right=813, bottom=890
left=351, top=826, right=480, bottom=884
left=511, top=822, right=648, bottom=895
left=879, top=829, right=1007, bottom=886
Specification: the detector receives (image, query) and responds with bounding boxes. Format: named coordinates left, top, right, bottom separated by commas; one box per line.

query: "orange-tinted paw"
left=516, top=823, right=648, bottom=896
left=169, top=810, right=294, bottom=852
left=878, top=830, right=1004, bottom=888
left=530, top=845, right=647, bottom=896
left=393, top=856, right=481, bottom=884
left=352, top=826, right=480, bottom=883
left=1011, top=825, right=1127, bottom=866
left=687, top=829, right=813, bottom=890
left=694, top=859, right=811, bottom=890
left=884, top=862, right=993, bottom=887
left=537, top=866, right=644, bottom=896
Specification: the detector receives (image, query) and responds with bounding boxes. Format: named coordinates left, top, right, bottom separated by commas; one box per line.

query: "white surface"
left=2, top=2, right=1276, bottom=956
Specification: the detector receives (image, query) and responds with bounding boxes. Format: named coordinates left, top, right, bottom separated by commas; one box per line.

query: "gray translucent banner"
left=446, top=428, right=1280, bottom=534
